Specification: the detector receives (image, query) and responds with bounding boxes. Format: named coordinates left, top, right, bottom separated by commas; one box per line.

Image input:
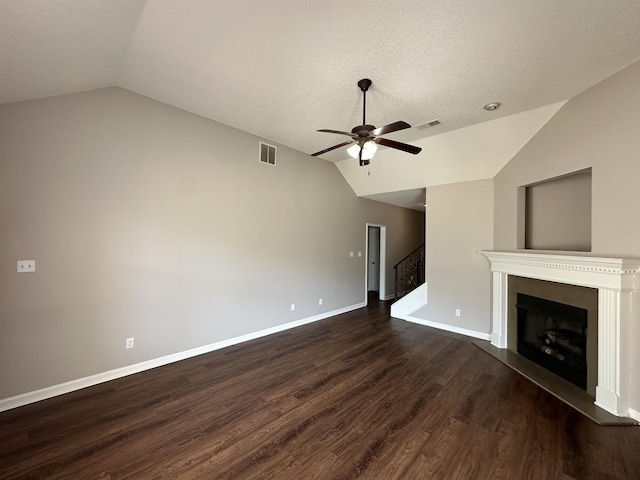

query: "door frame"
left=365, top=223, right=386, bottom=303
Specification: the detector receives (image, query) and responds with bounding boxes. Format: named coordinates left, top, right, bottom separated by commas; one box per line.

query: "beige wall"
left=0, top=87, right=424, bottom=400
left=524, top=170, right=591, bottom=251
left=411, top=179, right=494, bottom=335
left=494, top=60, right=640, bottom=413
left=494, top=60, right=640, bottom=257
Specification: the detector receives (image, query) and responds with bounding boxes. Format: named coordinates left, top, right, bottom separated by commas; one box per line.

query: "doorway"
left=366, top=224, right=386, bottom=303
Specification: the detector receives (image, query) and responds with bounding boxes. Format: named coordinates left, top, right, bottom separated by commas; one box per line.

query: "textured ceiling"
left=2, top=0, right=640, bottom=195
left=364, top=188, right=426, bottom=212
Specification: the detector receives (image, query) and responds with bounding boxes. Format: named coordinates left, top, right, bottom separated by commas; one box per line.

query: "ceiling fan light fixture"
left=347, top=141, right=377, bottom=160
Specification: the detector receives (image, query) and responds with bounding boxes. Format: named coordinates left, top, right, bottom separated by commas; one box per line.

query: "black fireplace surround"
left=517, top=293, right=588, bottom=390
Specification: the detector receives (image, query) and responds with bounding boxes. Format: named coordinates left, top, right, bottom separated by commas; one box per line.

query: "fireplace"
left=480, top=250, right=640, bottom=419
left=516, top=293, right=587, bottom=389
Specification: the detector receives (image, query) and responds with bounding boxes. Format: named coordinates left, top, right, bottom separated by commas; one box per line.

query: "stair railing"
left=393, top=244, right=425, bottom=301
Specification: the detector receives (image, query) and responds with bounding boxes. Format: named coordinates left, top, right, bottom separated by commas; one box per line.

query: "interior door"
left=367, top=226, right=380, bottom=292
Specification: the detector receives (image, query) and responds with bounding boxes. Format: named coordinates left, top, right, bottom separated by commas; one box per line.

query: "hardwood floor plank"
left=1, top=300, right=640, bottom=479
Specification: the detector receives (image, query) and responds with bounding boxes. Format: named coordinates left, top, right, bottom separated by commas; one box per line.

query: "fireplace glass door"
left=517, top=293, right=588, bottom=390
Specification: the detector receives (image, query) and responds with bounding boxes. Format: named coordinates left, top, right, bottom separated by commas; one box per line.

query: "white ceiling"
left=2, top=0, right=640, bottom=207
left=364, top=188, right=426, bottom=212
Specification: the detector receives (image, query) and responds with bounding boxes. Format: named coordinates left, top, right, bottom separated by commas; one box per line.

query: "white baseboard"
left=0, top=302, right=365, bottom=413
left=396, top=314, right=492, bottom=342
left=388, top=284, right=491, bottom=350
left=629, top=408, right=640, bottom=422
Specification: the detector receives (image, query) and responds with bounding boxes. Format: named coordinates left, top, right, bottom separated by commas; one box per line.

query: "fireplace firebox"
left=517, top=293, right=588, bottom=390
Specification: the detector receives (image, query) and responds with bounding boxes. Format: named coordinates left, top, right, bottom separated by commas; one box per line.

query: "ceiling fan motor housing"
left=351, top=124, right=376, bottom=137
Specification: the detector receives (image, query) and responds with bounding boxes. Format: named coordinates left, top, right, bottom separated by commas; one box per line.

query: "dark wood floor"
left=2, top=300, right=640, bottom=479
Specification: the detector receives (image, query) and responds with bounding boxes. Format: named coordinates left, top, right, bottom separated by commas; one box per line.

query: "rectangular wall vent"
left=259, top=142, right=276, bottom=166
left=415, top=119, right=441, bottom=129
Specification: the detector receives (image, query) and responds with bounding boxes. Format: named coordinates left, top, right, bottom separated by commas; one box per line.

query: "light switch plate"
left=17, top=260, right=36, bottom=273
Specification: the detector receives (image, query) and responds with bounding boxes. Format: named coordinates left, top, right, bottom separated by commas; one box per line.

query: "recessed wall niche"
left=518, top=168, right=592, bottom=252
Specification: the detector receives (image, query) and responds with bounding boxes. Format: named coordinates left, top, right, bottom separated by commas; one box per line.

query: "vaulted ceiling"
left=2, top=1, right=640, bottom=167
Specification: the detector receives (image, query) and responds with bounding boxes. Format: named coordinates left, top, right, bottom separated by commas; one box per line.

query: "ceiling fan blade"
left=311, top=140, right=354, bottom=156
left=371, top=120, right=412, bottom=136
left=374, top=137, right=422, bottom=155
left=317, top=129, right=356, bottom=137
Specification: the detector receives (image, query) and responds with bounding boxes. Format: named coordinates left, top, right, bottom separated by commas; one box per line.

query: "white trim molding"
left=390, top=282, right=427, bottom=317
left=398, top=315, right=492, bottom=342
left=0, top=302, right=365, bottom=413
left=480, top=250, right=640, bottom=418
left=391, top=283, right=491, bottom=342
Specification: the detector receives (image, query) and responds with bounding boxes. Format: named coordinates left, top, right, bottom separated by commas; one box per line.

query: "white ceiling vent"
left=259, top=142, right=276, bottom=166
left=415, top=119, right=441, bottom=129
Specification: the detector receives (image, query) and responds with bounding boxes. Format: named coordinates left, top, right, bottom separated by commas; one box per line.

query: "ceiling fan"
left=311, top=78, right=422, bottom=166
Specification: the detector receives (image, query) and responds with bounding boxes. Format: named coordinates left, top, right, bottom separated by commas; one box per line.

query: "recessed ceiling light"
left=483, top=102, right=501, bottom=111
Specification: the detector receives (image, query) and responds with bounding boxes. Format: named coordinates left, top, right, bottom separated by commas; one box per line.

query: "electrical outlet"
left=319, top=298, right=323, bottom=306
left=455, top=309, right=461, bottom=317
left=126, top=337, right=135, bottom=349
left=290, top=304, right=295, bottom=311
left=17, top=260, right=36, bottom=273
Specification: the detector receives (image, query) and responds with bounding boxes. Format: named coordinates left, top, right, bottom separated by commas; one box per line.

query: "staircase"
left=393, top=244, right=425, bottom=301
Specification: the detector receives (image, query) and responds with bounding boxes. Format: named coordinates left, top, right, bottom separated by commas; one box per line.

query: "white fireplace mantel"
left=480, top=250, right=640, bottom=418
